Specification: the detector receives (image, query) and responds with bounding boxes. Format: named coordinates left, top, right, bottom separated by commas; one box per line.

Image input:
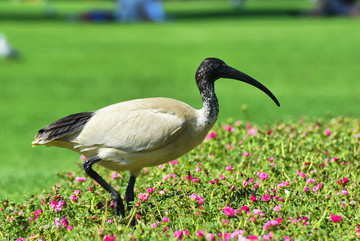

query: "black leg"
left=125, top=174, right=136, bottom=226
left=82, top=156, right=125, bottom=218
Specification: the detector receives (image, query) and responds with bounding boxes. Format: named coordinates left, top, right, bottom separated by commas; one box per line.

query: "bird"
left=0, top=33, right=20, bottom=60
left=32, top=58, right=280, bottom=225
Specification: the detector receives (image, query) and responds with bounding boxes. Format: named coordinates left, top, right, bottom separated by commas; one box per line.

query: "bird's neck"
left=199, top=81, right=219, bottom=125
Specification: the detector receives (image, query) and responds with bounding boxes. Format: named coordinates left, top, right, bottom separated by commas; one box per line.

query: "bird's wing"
left=77, top=101, right=187, bottom=153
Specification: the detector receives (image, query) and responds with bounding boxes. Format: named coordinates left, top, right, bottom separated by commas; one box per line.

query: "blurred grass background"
left=1, top=0, right=359, bottom=201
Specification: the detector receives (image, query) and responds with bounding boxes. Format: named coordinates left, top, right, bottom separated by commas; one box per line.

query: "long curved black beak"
left=221, top=65, right=280, bottom=107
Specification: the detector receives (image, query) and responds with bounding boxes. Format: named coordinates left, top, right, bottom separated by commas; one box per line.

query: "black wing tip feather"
left=34, top=111, right=94, bottom=143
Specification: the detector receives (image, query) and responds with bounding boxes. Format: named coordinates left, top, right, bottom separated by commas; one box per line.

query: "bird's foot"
left=112, top=192, right=126, bottom=218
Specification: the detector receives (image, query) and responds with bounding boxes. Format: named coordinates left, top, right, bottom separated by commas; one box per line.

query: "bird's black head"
left=195, top=58, right=227, bottom=83
left=195, top=57, right=280, bottom=107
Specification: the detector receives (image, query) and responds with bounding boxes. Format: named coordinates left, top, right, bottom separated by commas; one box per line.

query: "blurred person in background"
left=312, top=0, right=360, bottom=16
left=114, top=0, right=165, bottom=22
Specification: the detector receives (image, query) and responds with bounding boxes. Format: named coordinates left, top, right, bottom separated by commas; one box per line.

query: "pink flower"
left=190, top=193, right=198, bottom=200
left=184, top=230, right=190, bottom=236
left=103, top=234, right=116, bottom=241
left=74, top=190, right=82, bottom=195
left=70, top=195, right=78, bottom=202
left=243, top=181, right=249, bottom=186
left=206, top=233, right=216, bottom=241
left=241, top=206, right=249, bottom=212
left=263, top=232, right=274, bottom=241
left=162, top=217, right=170, bottom=222
left=54, top=217, right=61, bottom=229
left=243, top=151, right=249, bottom=157
left=223, top=206, right=238, bottom=217
left=67, top=225, right=73, bottom=231
left=258, top=172, right=269, bottom=180
left=75, top=177, right=86, bottom=182
left=222, top=218, right=230, bottom=225
left=197, top=197, right=204, bottom=204
left=61, top=217, right=69, bottom=227
left=218, top=232, right=230, bottom=241
left=272, top=205, right=282, bottom=212
left=171, top=160, right=179, bottom=165
left=225, top=125, right=233, bottom=132
left=150, top=222, right=158, bottom=228
left=231, top=230, right=245, bottom=239
left=261, top=194, right=271, bottom=202
left=207, top=132, right=216, bottom=139
left=196, top=231, right=204, bottom=237
left=248, top=128, right=257, bottom=136
left=337, top=178, right=349, bottom=186
left=303, top=187, right=310, bottom=192
left=192, top=178, right=200, bottom=183
left=297, top=170, right=306, bottom=178
left=313, top=186, right=319, bottom=192
left=263, top=218, right=283, bottom=230
left=159, top=189, right=166, bottom=195
left=325, top=129, right=332, bottom=136
left=341, top=189, right=349, bottom=195
left=185, top=175, right=193, bottom=180
left=225, top=166, right=233, bottom=171
left=306, top=178, right=316, bottom=184
left=284, top=236, right=293, bottom=241
left=138, top=193, right=150, bottom=202
left=248, top=235, right=259, bottom=240
left=251, top=195, right=257, bottom=202
left=330, top=213, right=343, bottom=223
left=174, top=230, right=183, bottom=239
left=88, top=186, right=93, bottom=191
left=49, top=200, right=65, bottom=212
left=219, top=174, right=226, bottom=180
left=147, top=187, right=156, bottom=194
left=111, top=172, right=119, bottom=180
left=253, top=209, right=264, bottom=216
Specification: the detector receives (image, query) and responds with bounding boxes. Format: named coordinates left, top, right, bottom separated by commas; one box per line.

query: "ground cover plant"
left=1, top=0, right=360, bottom=202
left=2, top=116, right=359, bottom=240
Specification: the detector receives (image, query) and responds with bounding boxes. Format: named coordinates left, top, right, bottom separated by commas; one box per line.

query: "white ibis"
left=32, top=58, right=280, bottom=225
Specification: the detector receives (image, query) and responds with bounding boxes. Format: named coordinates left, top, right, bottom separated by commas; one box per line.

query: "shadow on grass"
left=169, top=9, right=303, bottom=20
left=0, top=9, right=304, bottom=22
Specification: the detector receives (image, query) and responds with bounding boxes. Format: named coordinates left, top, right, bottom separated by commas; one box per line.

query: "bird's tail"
left=32, top=111, right=94, bottom=147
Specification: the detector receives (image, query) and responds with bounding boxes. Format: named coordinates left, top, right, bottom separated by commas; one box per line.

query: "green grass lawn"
left=1, top=0, right=360, bottom=205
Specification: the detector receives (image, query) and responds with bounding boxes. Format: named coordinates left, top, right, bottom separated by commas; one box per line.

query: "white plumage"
left=32, top=58, right=279, bottom=225
left=35, top=97, right=212, bottom=175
